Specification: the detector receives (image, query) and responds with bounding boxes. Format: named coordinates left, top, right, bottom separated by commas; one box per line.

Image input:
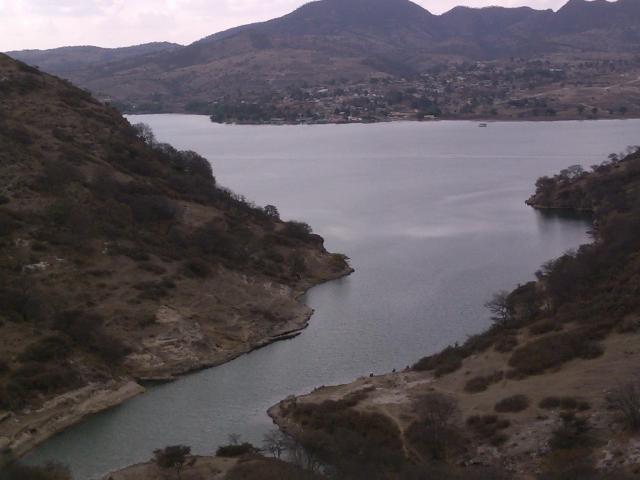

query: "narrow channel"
left=27, top=118, right=640, bottom=479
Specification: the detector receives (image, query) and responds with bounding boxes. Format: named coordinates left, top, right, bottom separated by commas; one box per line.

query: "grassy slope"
left=0, top=53, right=350, bottom=454
left=270, top=149, right=640, bottom=479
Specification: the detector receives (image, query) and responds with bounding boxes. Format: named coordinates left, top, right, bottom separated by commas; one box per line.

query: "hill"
left=7, top=0, right=640, bottom=117
left=269, top=147, right=640, bottom=479
left=0, top=53, right=351, bottom=458
left=6, top=42, right=181, bottom=79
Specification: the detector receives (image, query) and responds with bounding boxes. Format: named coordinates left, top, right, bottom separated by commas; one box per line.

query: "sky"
left=1, top=0, right=571, bottom=52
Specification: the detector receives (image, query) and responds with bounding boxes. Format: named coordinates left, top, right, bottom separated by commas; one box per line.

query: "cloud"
left=1, top=0, right=569, bottom=52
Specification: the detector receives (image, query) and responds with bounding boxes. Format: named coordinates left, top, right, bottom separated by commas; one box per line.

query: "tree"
left=133, top=122, right=156, bottom=146
left=153, top=445, right=193, bottom=480
left=559, top=165, right=585, bottom=181
left=264, top=205, right=280, bottom=219
left=535, top=176, right=556, bottom=202
left=485, top=291, right=514, bottom=327
left=263, top=429, right=287, bottom=459
left=227, top=433, right=242, bottom=445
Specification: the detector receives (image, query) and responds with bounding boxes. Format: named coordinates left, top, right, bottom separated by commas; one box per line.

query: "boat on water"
left=479, top=123, right=488, bottom=127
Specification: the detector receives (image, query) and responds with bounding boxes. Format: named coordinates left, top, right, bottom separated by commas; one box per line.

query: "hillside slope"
left=270, top=148, right=640, bottom=479
left=0, top=53, right=351, bottom=457
left=8, top=0, right=640, bottom=113
left=6, top=42, right=181, bottom=78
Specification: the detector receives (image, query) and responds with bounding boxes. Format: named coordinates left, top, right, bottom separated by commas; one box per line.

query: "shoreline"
left=3, top=265, right=354, bottom=460
left=125, top=112, right=640, bottom=126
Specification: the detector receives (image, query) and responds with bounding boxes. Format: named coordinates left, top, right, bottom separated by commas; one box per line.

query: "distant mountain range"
left=7, top=0, right=640, bottom=111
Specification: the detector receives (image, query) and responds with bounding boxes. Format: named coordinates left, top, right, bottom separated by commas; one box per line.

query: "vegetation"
left=539, top=397, right=591, bottom=412
left=0, top=54, right=349, bottom=416
left=406, top=393, right=461, bottom=460
left=0, top=461, right=71, bottom=480
left=464, top=371, right=504, bottom=393
left=494, top=394, right=530, bottom=413
left=280, top=391, right=405, bottom=478
left=606, top=381, right=640, bottom=431
left=466, top=414, right=510, bottom=446
left=153, top=445, right=193, bottom=480
left=216, top=443, right=259, bottom=457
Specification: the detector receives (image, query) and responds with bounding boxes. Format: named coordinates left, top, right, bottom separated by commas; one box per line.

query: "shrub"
left=122, top=194, right=180, bottom=224
left=7, top=126, right=33, bottom=145
left=467, top=414, right=510, bottom=445
left=226, top=457, right=319, bottom=480
left=7, top=362, right=83, bottom=405
left=509, top=331, right=604, bottom=376
left=464, top=371, right=504, bottom=393
left=287, top=397, right=404, bottom=470
left=216, top=443, right=258, bottom=457
left=19, top=335, right=72, bottom=362
left=283, top=221, right=313, bottom=241
left=38, top=159, right=84, bottom=193
left=495, top=394, right=530, bottom=413
left=184, top=259, right=212, bottom=278
left=134, top=279, right=176, bottom=300
left=0, top=461, right=71, bottom=480
left=413, top=346, right=464, bottom=376
left=607, top=381, right=640, bottom=431
left=0, top=211, right=18, bottom=237
left=54, top=310, right=129, bottom=363
left=494, top=335, right=518, bottom=353
left=549, top=414, right=592, bottom=450
left=530, top=320, right=560, bottom=336
left=539, top=397, right=591, bottom=412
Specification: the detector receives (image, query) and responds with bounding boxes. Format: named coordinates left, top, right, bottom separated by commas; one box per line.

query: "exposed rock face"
left=1, top=380, right=145, bottom=458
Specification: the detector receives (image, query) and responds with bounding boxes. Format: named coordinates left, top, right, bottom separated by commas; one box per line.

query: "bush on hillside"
left=494, top=394, right=530, bottom=413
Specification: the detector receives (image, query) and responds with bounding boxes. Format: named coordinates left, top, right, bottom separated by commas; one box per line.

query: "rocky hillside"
left=269, top=148, right=640, bottom=479
left=8, top=0, right=640, bottom=112
left=0, top=53, right=351, bottom=458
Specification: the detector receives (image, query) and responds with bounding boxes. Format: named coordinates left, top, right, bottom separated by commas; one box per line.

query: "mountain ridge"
left=7, top=0, right=640, bottom=115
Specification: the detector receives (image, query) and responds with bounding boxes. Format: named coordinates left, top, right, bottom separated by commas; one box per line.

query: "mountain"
left=7, top=0, right=640, bottom=112
left=6, top=42, right=181, bottom=77
left=0, top=53, right=350, bottom=457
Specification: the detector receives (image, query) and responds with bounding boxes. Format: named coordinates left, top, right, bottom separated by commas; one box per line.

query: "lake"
left=26, top=118, right=640, bottom=479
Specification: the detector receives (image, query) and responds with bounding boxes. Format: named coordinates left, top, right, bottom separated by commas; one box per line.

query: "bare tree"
left=283, top=433, right=323, bottom=473
left=607, top=381, right=640, bottom=431
left=413, top=392, right=460, bottom=460
left=263, top=429, right=287, bottom=459
left=227, top=433, right=242, bottom=445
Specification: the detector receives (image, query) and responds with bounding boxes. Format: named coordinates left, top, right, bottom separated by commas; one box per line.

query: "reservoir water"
left=27, top=118, right=640, bottom=478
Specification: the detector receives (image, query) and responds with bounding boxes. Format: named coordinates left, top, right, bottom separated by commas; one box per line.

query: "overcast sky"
left=2, top=0, right=570, bottom=52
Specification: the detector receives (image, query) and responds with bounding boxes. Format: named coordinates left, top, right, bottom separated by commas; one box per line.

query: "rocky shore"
left=0, top=263, right=353, bottom=459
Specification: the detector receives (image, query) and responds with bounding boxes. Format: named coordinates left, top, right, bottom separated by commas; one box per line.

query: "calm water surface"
left=27, top=118, right=640, bottom=478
